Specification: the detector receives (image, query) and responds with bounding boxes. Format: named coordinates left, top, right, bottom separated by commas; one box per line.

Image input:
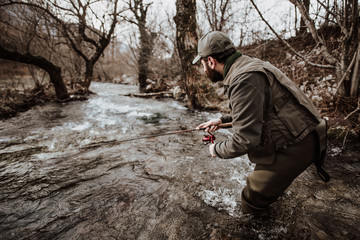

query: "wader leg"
left=241, top=132, right=317, bottom=213
left=241, top=187, right=277, bottom=214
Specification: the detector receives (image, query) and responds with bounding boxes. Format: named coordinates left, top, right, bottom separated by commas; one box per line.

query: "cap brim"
left=192, top=55, right=202, bottom=64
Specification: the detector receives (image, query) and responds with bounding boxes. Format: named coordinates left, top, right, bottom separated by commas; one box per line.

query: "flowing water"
left=0, top=82, right=359, bottom=240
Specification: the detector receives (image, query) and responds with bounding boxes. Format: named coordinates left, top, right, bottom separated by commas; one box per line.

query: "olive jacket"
left=214, top=53, right=321, bottom=163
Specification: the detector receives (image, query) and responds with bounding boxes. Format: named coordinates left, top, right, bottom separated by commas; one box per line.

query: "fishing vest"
left=224, top=55, right=321, bottom=150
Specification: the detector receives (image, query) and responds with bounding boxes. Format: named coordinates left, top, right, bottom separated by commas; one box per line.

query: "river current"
left=1, top=82, right=358, bottom=240
left=0, top=82, right=257, bottom=239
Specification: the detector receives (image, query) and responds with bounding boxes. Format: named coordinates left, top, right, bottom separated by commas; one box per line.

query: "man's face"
left=201, top=59, right=223, bottom=83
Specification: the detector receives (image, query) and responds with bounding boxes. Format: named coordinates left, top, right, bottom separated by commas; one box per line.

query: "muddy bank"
left=0, top=89, right=43, bottom=119
left=0, top=84, right=88, bottom=120
left=0, top=82, right=359, bottom=240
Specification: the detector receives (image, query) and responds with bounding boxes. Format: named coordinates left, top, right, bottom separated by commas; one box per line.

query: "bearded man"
left=194, top=31, right=329, bottom=213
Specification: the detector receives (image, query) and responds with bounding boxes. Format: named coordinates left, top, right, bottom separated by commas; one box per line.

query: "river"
left=0, top=82, right=359, bottom=240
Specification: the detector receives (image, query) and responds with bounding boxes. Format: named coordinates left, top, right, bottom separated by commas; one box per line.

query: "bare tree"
left=296, top=0, right=310, bottom=35
left=63, top=0, right=122, bottom=89
left=0, top=3, right=69, bottom=99
left=2, top=0, right=123, bottom=91
left=122, top=0, right=156, bottom=92
left=250, top=0, right=359, bottom=101
left=174, top=0, right=199, bottom=109
left=199, top=0, right=233, bottom=32
left=0, top=46, right=69, bottom=99
left=48, top=0, right=122, bottom=90
left=294, top=0, right=359, bottom=99
left=197, top=0, right=253, bottom=47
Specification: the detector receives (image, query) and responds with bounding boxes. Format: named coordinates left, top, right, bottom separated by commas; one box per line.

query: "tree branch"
left=333, top=47, right=358, bottom=97
left=249, top=0, right=335, bottom=69
left=289, top=0, right=339, bottom=65
left=344, top=97, right=360, bottom=120
left=315, top=0, right=347, bottom=34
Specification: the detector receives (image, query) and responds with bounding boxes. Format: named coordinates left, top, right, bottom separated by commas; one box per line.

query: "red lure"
left=202, top=132, right=216, bottom=144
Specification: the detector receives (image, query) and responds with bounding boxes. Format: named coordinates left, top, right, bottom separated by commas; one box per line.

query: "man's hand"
left=209, top=144, right=216, bottom=157
left=196, top=118, right=222, bottom=132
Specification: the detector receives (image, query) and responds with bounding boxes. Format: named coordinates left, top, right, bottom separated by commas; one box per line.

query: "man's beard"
left=205, top=63, right=223, bottom=83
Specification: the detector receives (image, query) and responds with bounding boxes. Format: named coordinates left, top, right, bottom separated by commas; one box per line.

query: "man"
left=194, top=31, right=329, bottom=214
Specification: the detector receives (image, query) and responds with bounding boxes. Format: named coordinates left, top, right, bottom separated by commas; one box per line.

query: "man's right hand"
left=196, top=118, right=222, bottom=132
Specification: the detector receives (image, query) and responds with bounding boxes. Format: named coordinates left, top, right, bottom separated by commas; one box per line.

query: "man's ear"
left=207, top=56, right=217, bottom=70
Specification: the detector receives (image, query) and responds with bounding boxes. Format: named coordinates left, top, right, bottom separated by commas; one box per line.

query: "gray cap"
left=192, top=31, right=235, bottom=64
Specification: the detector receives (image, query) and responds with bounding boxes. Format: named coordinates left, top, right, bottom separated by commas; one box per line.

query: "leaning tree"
left=0, top=3, right=69, bottom=99
left=1, top=0, right=123, bottom=91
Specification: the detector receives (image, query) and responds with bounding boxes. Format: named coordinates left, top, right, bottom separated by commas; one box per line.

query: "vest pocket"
left=276, top=99, right=308, bottom=137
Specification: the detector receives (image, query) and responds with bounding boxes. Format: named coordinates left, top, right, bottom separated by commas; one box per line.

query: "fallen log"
left=122, top=91, right=174, bottom=98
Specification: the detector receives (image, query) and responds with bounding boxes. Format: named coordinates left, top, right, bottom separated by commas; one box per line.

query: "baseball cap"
left=192, top=31, right=235, bottom=64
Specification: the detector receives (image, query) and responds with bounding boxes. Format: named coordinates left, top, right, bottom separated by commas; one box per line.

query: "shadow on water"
left=0, top=82, right=359, bottom=239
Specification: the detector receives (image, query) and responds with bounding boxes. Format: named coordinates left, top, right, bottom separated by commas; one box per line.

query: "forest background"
left=0, top=0, right=359, bottom=139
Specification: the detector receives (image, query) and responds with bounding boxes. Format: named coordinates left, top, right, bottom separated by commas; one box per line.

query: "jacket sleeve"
left=220, top=115, right=232, bottom=123
left=214, top=72, right=268, bottom=159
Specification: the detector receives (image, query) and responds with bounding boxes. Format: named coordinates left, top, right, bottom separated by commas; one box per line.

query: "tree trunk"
left=124, top=0, right=156, bottom=93
left=137, top=25, right=155, bottom=92
left=84, top=62, right=94, bottom=90
left=0, top=45, right=69, bottom=100
left=350, top=46, right=360, bottom=98
left=138, top=28, right=150, bottom=91
left=174, top=0, right=199, bottom=109
left=49, top=67, right=69, bottom=99
left=138, top=56, right=149, bottom=91
left=297, top=0, right=310, bottom=36
left=349, top=0, right=359, bottom=99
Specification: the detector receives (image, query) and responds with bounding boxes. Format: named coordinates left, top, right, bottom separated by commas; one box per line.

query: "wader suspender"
left=313, top=119, right=331, bottom=182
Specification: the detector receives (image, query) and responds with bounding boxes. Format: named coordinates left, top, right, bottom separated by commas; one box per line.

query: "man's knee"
left=241, top=186, right=279, bottom=214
